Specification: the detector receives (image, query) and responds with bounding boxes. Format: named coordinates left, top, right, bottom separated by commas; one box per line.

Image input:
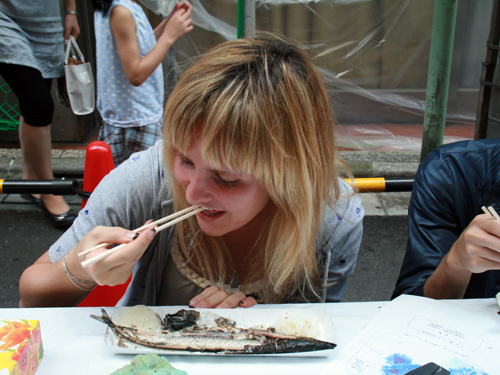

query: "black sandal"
left=20, top=194, right=42, bottom=206
left=39, top=199, right=77, bottom=228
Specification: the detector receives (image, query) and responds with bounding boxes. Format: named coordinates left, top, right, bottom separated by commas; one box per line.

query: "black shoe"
left=20, top=194, right=42, bottom=206
left=39, top=200, right=77, bottom=228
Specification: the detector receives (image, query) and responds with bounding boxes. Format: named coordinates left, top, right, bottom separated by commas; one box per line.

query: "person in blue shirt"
left=393, top=139, right=500, bottom=299
left=93, top=0, right=192, bottom=166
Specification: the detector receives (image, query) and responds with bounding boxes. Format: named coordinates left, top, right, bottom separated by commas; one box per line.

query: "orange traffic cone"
left=80, top=141, right=114, bottom=209
left=78, top=141, right=131, bottom=307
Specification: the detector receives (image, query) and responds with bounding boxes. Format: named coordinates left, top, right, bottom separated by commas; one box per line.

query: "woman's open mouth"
left=202, top=207, right=224, bottom=216
left=199, top=207, right=225, bottom=220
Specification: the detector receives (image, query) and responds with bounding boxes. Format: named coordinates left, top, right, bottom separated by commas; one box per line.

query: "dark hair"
left=92, top=0, right=113, bottom=16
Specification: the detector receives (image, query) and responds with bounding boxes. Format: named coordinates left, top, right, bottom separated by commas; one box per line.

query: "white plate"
left=104, top=307, right=335, bottom=357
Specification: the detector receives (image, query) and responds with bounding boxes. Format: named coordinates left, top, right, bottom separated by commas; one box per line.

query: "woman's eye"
left=215, top=175, right=239, bottom=188
left=179, top=157, right=193, bottom=168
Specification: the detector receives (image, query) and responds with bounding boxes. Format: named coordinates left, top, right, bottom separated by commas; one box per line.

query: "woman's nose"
left=184, top=175, right=213, bottom=204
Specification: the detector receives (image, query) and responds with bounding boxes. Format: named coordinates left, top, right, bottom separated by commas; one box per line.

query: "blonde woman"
left=19, top=33, right=364, bottom=308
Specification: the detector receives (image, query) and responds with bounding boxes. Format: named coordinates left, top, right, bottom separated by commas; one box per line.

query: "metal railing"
left=0, top=179, right=90, bottom=199
left=0, top=177, right=413, bottom=197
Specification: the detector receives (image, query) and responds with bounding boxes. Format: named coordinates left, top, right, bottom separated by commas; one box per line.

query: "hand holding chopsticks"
left=482, top=206, right=500, bottom=221
left=80, top=205, right=203, bottom=268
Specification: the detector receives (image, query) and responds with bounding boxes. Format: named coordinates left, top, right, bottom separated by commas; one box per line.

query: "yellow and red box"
left=0, top=320, right=43, bottom=375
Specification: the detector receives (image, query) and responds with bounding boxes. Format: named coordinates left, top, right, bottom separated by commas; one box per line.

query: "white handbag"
left=64, top=35, right=95, bottom=115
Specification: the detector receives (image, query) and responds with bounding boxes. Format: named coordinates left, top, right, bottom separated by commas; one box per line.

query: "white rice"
left=272, top=312, right=320, bottom=338
left=113, top=305, right=162, bottom=333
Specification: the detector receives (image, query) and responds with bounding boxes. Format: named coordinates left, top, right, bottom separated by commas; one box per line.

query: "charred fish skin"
left=164, top=309, right=200, bottom=331
left=232, top=338, right=337, bottom=354
left=91, top=309, right=337, bottom=355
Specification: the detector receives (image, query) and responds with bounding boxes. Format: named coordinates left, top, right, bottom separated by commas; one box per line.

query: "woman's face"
left=173, top=131, right=271, bottom=238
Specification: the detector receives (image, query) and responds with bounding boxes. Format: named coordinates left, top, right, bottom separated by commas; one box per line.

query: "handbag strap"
left=65, top=35, right=85, bottom=64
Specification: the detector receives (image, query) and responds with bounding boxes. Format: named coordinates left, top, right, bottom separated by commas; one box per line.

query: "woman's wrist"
left=65, top=10, right=77, bottom=16
left=63, top=253, right=97, bottom=291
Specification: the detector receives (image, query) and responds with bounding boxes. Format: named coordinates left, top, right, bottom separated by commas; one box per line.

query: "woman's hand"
left=63, top=13, right=80, bottom=43
left=189, top=286, right=257, bottom=309
left=63, top=0, right=80, bottom=43
left=19, top=222, right=156, bottom=308
left=67, top=222, right=157, bottom=287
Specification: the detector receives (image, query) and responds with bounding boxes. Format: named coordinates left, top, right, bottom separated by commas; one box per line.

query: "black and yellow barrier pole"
left=344, top=178, right=414, bottom=193
left=0, top=179, right=82, bottom=196
left=0, top=177, right=412, bottom=197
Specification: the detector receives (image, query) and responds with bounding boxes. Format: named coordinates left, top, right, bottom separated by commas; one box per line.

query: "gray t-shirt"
left=49, top=140, right=364, bottom=305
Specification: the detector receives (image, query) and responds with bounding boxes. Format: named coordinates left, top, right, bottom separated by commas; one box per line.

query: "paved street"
left=343, top=215, right=407, bottom=302
left=0, top=192, right=409, bottom=308
left=0, top=194, right=81, bottom=308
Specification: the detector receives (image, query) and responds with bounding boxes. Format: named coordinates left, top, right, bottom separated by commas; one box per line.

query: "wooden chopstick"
left=488, top=206, right=500, bottom=220
left=482, top=205, right=500, bottom=220
left=78, top=205, right=202, bottom=257
left=80, top=205, right=204, bottom=268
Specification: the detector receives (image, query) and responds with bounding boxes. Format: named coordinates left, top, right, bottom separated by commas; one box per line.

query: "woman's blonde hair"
left=163, top=33, right=343, bottom=302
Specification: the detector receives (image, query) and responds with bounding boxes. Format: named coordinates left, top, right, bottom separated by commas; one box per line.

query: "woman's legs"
left=18, top=118, right=37, bottom=181
left=0, top=63, right=73, bottom=217
left=18, top=117, right=70, bottom=215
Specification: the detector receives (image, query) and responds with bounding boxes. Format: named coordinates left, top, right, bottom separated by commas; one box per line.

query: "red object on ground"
left=78, top=141, right=131, bottom=307
left=80, top=141, right=115, bottom=209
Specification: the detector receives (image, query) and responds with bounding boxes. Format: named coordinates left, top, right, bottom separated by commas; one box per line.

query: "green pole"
left=237, top=0, right=245, bottom=38
left=420, top=0, right=458, bottom=161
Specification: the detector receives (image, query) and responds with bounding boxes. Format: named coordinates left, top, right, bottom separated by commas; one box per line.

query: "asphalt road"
left=0, top=197, right=408, bottom=308
left=343, top=216, right=408, bottom=302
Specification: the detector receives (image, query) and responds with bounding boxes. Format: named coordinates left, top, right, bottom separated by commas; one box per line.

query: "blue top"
left=0, top=0, right=64, bottom=78
left=94, top=0, right=164, bottom=127
left=49, top=141, right=365, bottom=305
left=393, top=139, right=500, bottom=299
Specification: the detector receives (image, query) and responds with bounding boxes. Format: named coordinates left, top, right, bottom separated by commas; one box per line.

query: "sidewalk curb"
left=0, top=149, right=415, bottom=217
left=0, top=150, right=421, bottom=179
left=0, top=156, right=85, bottom=179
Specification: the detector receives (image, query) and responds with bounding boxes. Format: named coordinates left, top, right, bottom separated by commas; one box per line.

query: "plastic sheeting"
left=140, top=0, right=486, bottom=150
left=140, top=0, right=236, bottom=40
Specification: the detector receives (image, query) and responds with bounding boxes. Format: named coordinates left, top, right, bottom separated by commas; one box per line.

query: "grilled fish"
left=91, top=309, right=336, bottom=354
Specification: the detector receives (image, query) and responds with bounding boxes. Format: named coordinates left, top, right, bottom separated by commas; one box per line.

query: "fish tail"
left=90, top=309, right=114, bottom=326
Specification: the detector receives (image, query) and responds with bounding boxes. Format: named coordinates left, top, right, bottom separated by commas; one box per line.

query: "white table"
left=1, top=299, right=497, bottom=375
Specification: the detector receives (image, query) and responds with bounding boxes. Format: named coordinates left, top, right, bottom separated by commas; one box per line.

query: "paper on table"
left=320, top=295, right=500, bottom=374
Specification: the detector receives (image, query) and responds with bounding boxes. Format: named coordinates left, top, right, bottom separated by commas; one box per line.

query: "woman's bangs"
left=201, top=116, right=261, bottom=177
left=200, top=83, right=268, bottom=178
left=164, top=100, right=202, bottom=158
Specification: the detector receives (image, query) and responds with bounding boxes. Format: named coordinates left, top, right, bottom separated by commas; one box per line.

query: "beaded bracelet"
left=63, top=255, right=97, bottom=292
left=65, top=10, right=77, bottom=15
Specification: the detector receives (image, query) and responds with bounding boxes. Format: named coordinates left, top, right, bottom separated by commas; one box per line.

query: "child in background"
left=92, top=0, right=192, bottom=166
